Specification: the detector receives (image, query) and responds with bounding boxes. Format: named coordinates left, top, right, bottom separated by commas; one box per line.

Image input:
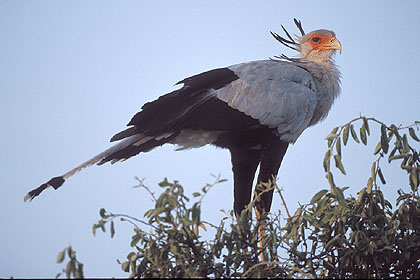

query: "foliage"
left=56, top=245, right=84, bottom=279
left=57, top=116, right=420, bottom=278
left=306, top=116, right=420, bottom=278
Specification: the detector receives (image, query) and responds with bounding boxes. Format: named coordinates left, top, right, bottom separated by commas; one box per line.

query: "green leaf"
left=158, top=178, right=171, bottom=187
left=152, top=206, right=166, bottom=217
left=57, top=250, right=65, bottom=263
left=130, top=234, right=141, bottom=247
left=343, top=123, right=350, bottom=145
left=363, top=117, right=370, bottom=135
left=350, top=124, right=360, bottom=143
left=373, top=141, right=382, bottom=155
left=128, top=252, right=137, bottom=262
left=98, top=220, right=106, bottom=232
left=121, top=261, right=130, bottom=272
left=389, top=146, right=397, bottom=159
left=409, top=127, right=420, bottom=142
left=371, top=161, right=376, bottom=181
left=360, top=126, right=367, bottom=145
left=110, top=220, right=115, bottom=238
left=65, top=261, right=72, bottom=278
left=144, top=209, right=154, bottom=218
left=333, top=185, right=345, bottom=205
left=410, top=168, right=419, bottom=191
left=334, top=154, right=346, bottom=175
left=381, top=124, right=389, bottom=154
left=402, top=134, right=410, bottom=153
left=336, top=137, right=342, bottom=157
left=325, top=133, right=338, bottom=141
left=67, top=246, right=73, bottom=258
left=325, top=234, right=341, bottom=251
left=358, top=187, right=366, bottom=203
left=367, top=177, right=373, bottom=193
left=388, top=154, right=405, bottom=163
left=323, top=150, right=331, bottom=172
left=99, top=208, right=107, bottom=218
left=310, top=189, right=328, bottom=204
left=192, top=192, right=201, bottom=197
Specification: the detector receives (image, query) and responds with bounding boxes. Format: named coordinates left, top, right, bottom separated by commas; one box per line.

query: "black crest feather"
left=270, top=18, right=305, bottom=51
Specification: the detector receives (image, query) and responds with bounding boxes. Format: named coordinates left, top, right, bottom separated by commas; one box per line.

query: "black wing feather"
left=112, top=66, right=263, bottom=149
left=126, top=68, right=246, bottom=135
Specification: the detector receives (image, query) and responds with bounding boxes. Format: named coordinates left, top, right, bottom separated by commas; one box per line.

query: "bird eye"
left=312, top=37, right=321, bottom=43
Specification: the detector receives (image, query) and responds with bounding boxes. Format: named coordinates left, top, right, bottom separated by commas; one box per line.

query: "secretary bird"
left=25, top=19, right=341, bottom=218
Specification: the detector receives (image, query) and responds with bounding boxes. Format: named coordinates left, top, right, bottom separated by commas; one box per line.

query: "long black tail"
left=24, top=131, right=177, bottom=202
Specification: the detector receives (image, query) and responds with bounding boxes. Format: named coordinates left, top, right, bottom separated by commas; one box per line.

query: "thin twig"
left=275, top=185, right=291, bottom=219
left=134, top=176, right=157, bottom=202
left=111, top=213, right=159, bottom=230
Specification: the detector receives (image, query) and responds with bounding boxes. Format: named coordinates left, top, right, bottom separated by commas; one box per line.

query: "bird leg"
left=230, top=147, right=261, bottom=217
left=230, top=146, right=262, bottom=261
left=254, top=139, right=289, bottom=261
left=255, top=140, right=288, bottom=213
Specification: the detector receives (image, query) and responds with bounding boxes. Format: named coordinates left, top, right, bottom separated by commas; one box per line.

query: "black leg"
left=230, top=147, right=261, bottom=216
left=255, top=137, right=289, bottom=213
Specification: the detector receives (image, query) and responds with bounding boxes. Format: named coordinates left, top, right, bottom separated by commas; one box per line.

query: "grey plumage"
left=25, top=20, right=342, bottom=215
left=217, top=60, right=318, bottom=143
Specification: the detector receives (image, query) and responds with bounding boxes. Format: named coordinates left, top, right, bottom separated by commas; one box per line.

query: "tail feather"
left=98, top=132, right=178, bottom=165
left=24, top=176, right=65, bottom=202
left=110, top=126, right=138, bottom=142
left=24, top=132, right=175, bottom=202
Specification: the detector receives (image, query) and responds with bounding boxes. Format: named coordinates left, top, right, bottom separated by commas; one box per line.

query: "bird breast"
left=303, top=61, right=341, bottom=127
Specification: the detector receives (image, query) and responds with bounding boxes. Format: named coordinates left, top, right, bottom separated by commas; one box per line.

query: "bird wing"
left=118, top=60, right=317, bottom=144
left=217, top=60, right=318, bottom=143
left=125, top=67, right=242, bottom=135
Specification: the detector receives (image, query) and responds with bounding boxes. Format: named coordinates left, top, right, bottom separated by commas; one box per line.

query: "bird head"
left=298, top=30, right=341, bottom=62
left=271, top=19, right=341, bottom=63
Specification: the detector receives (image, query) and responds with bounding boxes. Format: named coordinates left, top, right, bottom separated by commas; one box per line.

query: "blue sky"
left=1, top=1, right=420, bottom=278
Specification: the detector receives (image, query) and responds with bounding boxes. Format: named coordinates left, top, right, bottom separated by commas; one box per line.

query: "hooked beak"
left=325, top=37, right=342, bottom=54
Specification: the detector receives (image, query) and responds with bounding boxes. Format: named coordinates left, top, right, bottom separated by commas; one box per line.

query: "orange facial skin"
left=308, top=34, right=341, bottom=52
